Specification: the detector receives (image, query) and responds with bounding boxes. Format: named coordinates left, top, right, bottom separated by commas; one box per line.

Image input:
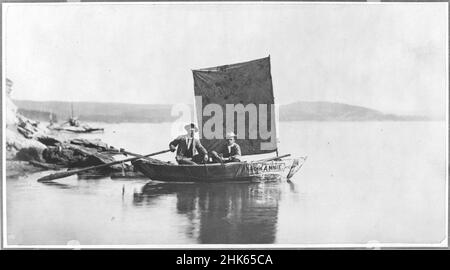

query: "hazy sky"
left=4, top=2, right=448, bottom=116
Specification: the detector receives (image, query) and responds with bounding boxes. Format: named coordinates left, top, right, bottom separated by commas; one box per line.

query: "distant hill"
left=14, top=99, right=433, bottom=123
left=14, top=100, right=177, bottom=123
left=279, top=101, right=432, bottom=121
left=17, top=109, right=59, bottom=123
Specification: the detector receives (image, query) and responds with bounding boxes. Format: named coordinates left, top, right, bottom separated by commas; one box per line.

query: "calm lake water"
left=5, top=121, right=447, bottom=246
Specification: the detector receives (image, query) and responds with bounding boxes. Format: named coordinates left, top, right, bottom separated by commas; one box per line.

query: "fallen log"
left=29, top=160, right=65, bottom=170
left=70, top=138, right=109, bottom=151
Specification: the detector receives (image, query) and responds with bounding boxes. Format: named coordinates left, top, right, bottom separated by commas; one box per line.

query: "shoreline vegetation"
left=14, top=100, right=441, bottom=124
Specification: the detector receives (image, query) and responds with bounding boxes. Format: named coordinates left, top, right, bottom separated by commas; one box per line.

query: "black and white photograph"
left=1, top=1, right=448, bottom=249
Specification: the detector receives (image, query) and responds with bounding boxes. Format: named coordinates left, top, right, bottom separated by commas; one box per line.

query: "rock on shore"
left=6, top=161, right=45, bottom=178
left=5, top=78, right=144, bottom=179
left=5, top=79, right=48, bottom=177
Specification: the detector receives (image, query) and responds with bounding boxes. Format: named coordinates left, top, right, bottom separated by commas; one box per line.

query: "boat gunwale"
left=133, top=158, right=300, bottom=168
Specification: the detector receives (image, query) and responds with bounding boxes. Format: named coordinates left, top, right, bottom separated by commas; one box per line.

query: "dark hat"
left=184, top=123, right=199, bottom=132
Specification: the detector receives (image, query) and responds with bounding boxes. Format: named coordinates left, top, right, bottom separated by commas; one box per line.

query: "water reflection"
left=134, top=181, right=282, bottom=244
left=287, top=179, right=298, bottom=193
left=39, top=180, right=73, bottom=189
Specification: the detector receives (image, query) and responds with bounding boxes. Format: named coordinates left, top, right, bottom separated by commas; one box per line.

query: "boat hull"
left=132, top=157, right=307, bottom=182
left=49, top=126, right=104, bottom=133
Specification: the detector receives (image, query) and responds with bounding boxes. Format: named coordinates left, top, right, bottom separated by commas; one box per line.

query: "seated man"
left=210, top=132, right=242, bottom=163
left=169, top=123, right=208, bottom=165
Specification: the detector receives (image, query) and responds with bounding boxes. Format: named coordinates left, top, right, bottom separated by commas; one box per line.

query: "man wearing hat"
left=210, top=131, right=242, bottom=163
left=169, top=123, right=208, bottom=165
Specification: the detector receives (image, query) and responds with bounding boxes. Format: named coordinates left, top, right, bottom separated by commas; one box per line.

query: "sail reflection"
left=133, top=181, right=281, bottom=244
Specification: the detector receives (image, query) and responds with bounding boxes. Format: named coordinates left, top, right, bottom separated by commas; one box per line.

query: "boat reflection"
left=133, top=181, right=282, bottom=244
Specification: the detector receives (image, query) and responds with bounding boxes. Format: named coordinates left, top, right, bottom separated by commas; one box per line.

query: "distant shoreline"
left=14, top=99, right=442, bottom=123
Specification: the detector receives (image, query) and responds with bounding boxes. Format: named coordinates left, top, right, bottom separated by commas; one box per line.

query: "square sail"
left=192, top=56, right=277, bottom=156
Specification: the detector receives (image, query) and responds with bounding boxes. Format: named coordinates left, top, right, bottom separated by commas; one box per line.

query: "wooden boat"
left=134, top=56, right=307, bottom=182
left=48, top=104, right=104, bottom=133
left=133, top=157, right=307, bottom=182
left=49, top=124, right=104, bottom=133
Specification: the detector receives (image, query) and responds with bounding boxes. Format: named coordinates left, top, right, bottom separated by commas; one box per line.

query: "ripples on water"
left=134, top=180, right=283, bottom=244
left=7, top=174, right=293, bottom=245
left=5, top=122, right=447, bottom=246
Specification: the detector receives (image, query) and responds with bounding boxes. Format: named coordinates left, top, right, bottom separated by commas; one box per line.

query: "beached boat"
left=48, top=104, right=104, bottom=133
left=134, top=56, right=307, bottom=182
left=49, top=124, right=104, bottom=133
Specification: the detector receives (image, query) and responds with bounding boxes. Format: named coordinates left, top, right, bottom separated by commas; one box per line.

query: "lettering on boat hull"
left=246, top=162, right=287, bottom=176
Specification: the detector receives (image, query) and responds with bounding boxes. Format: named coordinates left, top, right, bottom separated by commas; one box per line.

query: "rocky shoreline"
left=5, top=80, right=144, bottom=180
left=6, top=118, right=145, bottom=180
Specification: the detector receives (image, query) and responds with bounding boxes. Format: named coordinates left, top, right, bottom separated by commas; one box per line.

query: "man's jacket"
left=169, top=135, right=207, bottom=158
left=217, top=142, right=242, bottom=159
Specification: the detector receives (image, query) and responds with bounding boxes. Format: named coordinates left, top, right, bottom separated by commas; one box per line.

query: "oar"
left=105, top=148, right=158, bottom=161
left=37, top=149, right=171, bottom=182
left=119, top=149, right=156, bottom=161
left=255, top=154, right=291, bottom=162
